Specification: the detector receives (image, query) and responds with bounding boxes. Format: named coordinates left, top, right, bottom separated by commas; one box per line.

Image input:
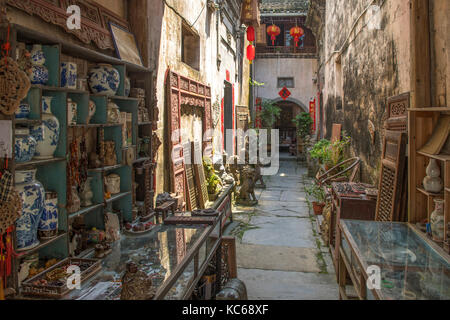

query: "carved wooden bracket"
left=7, top=0, right=130, bottom=50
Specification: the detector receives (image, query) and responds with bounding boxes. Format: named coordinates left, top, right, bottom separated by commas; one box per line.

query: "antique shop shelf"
left=417, top=187, right=444, bottom=197
left=417, top=151, right=450, bottom=162
left=68, top=123, right=123, bottom=129
left=105, top=191, right=132, bottom=204
left=15, top=157, right=66, bottom=169
left=32, top=84, right=89, bottom=95
left=132, top=157, right=151, bottom=164
left=16, top=232, right=67, bottom=258
left=88, top=164, right=125, bottom=173
left=14, top=119, right=43, bottom=126
left=69, top=203, right=104, bottom=219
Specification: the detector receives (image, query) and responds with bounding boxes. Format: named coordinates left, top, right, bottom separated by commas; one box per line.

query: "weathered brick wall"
left=322, top=0, right=411, bottom=184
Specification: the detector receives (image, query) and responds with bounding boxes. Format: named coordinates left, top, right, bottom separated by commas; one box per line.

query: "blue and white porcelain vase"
left=61, top=62, right=77, bottom=89
left=15, top=169, right=45, bottom=251
left=30, top=44, right=49, bottom=85
left=88, top=64, right=120, bottom=96
left=30, top=96, right=60, bottom=159
left=38, top=191, right=59, bottom=239
left=15, top=103, right=31, bottom=119
left=14, top=127, right=37, bottom=163
left=67, top=98, right=78, bottom=126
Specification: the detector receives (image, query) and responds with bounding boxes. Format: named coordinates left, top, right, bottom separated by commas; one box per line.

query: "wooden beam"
left=409, top=0, right=432, bottom=223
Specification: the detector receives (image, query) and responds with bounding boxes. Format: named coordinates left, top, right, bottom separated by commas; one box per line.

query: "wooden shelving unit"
left=409, top=107, right=450, bottom=252
left=0, top=23, right=155, bottom=294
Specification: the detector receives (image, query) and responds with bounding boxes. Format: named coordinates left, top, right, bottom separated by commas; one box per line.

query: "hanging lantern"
left=247, top=26, right=255, bottom=42
left=247, top=44, right=255, bottom=64
left=290, top=26, right=304, bottom=47
left=267, top=24, right=280, bottom=46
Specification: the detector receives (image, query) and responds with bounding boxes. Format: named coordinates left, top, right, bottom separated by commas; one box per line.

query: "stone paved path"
left=228, top=157, right=338, bottom=300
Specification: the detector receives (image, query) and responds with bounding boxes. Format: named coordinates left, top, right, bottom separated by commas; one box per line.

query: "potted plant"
left=305, top=184, right=326, bottom=215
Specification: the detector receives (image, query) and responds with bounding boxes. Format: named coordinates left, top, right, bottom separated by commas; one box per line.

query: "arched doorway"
left=274, top=100, right=306, bottom=153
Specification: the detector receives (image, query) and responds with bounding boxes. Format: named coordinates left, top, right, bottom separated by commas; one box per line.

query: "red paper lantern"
left=290, top=26, right=304, bottom=47
left=247, top=26, right=255, bottom=42
left=267, top=24, right=280, bottom=46
left=247, top=44, right=255, bottom=64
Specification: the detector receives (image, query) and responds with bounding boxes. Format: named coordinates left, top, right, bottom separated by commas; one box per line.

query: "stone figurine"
left=236, top=166, right=258, bottom=206
left=121, top=262, right=156, bottom=300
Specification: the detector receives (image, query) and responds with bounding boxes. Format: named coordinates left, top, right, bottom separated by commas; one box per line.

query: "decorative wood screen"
left=193, top=141, right=209, bottom=209
left=6, top=0, right=130, bottom=50
left=384, top=93, right=409, bottom=222
left=166, top=69, right=212, bottom=207
left=375, top=130, right=407, bottom=222
left=182, top=141, right=198, bottom=211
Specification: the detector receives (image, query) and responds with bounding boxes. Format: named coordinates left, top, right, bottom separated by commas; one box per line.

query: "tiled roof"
left=260, top=0, right=310, bottom=14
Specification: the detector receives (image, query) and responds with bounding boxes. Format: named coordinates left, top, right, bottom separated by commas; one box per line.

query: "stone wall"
left=322, top=0, right=411, bottom=184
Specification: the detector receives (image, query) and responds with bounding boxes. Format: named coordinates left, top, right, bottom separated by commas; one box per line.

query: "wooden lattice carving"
left=0, top=57, right=31, bottom=115
left=182, top=141, right=198, bottom=211
left=193, top=141, right=209, bottom=209
left=375, top=130, right=407, bottom=222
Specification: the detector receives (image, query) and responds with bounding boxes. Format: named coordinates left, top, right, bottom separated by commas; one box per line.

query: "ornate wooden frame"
left=385, top=93, right=409, bottom=132
left=166, top=69, right=212, bottom=204
left=6, top=0, right=130, bottom=50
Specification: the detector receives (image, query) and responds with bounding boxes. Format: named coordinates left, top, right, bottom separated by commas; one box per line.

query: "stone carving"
left=236, top=166, right=258, bottom=206
left=120, top=262, right=155, bottom=300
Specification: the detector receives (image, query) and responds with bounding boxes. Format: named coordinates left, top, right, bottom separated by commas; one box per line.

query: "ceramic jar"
left=15, top=169, right=45, bottom=251
left=431, top=198, right=445, bottom=242
left=124, top=77, right=131, bottom=97
left=105, top=174, right=121, bottom=195
left=38, top=192, right=59, bottom=239
left=61, top=62, right=77, bottom=89
left=107, top=99, right=120, bottom=124
left=30, top=96, right=60, bottom=159
left=15, top=103, right=31, bottom=119
left=67, top=98, right=78, bottom=126
left=88, top=64, right=120, bottom=96
left=423, top=159, right=443, bottom=193
left=87, top=100, right=96, bottom=124
left=30, top=45, right=49, bottom=85
left=15, top=127, right=37, bottom=163
left=80, top=177, right=94, bottom=207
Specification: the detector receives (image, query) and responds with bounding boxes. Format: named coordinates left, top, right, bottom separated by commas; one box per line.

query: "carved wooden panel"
left=182, top=141, right=198, bottom=211
left=385, top=93, right=409, bottom=132
left=7, top=0, right=130, bottom=50
left=375, top=130, right=407, bottom=222
left=192, top=141, right=209, bottom=209
left=167, top=69, right=212, bottom=207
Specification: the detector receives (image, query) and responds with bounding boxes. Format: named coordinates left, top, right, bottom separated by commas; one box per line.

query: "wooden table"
left=338, top=219, right=450, bottom=300
left=329, top=182, right=377, bottom=273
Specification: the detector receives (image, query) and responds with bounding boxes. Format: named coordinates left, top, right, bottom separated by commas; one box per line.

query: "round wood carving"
left=0, top=57, right=31, bottom=115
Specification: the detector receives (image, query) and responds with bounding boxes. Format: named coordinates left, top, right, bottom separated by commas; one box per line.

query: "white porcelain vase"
left=423, top=159, right=443, bottom=193
left=30, top=96, right=60, bottom=159
left=430, top=198, right=445, bottom=242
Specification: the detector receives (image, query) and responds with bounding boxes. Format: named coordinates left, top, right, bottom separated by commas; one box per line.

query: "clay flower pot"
left=312, top=202, right=325, bottom=215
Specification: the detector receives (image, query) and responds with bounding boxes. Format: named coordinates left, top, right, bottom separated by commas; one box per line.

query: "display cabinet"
left=338, top=219, right=450, bottom=300
left=0, top=23, right=155, bottom=295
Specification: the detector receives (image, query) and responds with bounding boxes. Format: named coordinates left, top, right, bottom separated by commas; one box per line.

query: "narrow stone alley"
left=228, top=156, right=338, bottom=300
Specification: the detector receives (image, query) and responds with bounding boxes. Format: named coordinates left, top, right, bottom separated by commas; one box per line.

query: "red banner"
left=309, top=99, right=316, bottom=131
left=255, top=98, right=262, bottom=128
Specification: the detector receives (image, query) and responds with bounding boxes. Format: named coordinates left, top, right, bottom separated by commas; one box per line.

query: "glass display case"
left=338, top=219, right=450, bottom=300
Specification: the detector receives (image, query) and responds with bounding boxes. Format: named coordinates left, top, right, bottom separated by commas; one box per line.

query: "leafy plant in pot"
left=203, top=157, right=222, bottom=200
left=305, top=184, right=326, bottom=215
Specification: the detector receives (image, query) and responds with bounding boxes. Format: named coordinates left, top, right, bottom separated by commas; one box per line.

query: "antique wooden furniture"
left=192, top=141, right=209, bottom=209
left=182, top=141, right=198, bottom=211
left=154, top=200, right=176, bottom=223
left=329, top=182, right=377, bottom=273
left=375, top=130, right=407, bottom=222
left=338, top=219, right=450, bottom=300
left=316, top=157, right=361, bottom=186
left=166, top=70, right=212, bottom=208
left=409, top=105, right=450, bottom=253
left=0, top=22, right=155, bottom=294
